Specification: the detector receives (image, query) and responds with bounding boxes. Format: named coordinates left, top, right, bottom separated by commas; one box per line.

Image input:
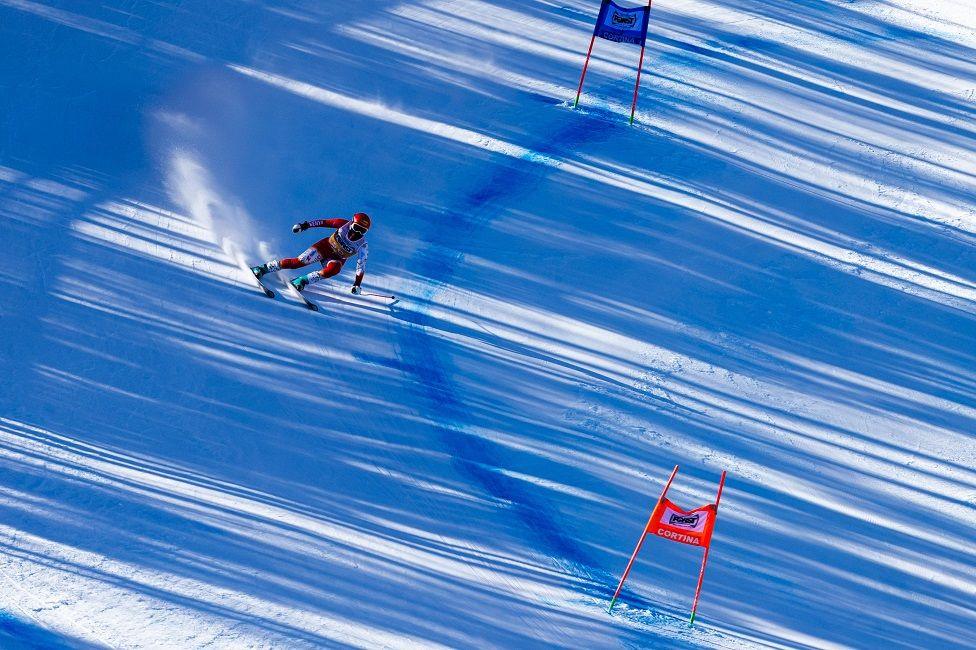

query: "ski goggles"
left=350, top=222, right=368, bottom=235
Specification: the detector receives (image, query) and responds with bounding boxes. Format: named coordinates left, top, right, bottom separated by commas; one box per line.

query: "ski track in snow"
left=395, top=109, right=616, bottom=576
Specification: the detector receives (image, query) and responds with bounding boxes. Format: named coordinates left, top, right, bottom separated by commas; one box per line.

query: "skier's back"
left=252, top=212, right=371, bottom=294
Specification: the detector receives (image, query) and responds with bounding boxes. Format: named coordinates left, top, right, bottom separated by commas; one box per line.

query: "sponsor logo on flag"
left=611, top=10, right=637, bottom=27
left=669, top=512, right=701, bottom=528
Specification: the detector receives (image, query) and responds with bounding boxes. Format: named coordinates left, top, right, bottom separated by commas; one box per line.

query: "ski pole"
left=361, top=291, right=396, bottom=300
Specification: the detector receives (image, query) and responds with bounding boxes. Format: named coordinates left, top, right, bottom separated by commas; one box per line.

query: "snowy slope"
left=1, top=0, right=975, bottom=648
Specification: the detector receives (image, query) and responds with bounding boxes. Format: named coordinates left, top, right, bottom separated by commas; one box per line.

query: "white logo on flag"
left=661, top=505, right=709, bottom=532
left=610, top=9, right=637, bottom=28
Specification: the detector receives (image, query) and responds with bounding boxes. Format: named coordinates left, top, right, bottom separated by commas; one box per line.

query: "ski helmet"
left=351, top=212, right=371, bottom=232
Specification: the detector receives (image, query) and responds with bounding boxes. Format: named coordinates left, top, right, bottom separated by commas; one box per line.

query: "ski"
left=298, top=292, right=319, bottom=311
left=249, top=267, right=275, bottom=298
left=288, top=281, right=319, bottom=311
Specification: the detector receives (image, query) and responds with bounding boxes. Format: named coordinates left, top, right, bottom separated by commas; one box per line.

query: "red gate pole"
left=689, top=470, right=727, bottom=625
left=608, top=464, right=679, bottom=613
left=629, top=0, right=653, bottom=125
left=574, top=33, right=598, bottom=108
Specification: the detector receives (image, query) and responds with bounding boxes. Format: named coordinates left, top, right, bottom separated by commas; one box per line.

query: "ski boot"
left=251, top=264, right=269, bottom=280
left=291, top=274, right=310, bottom=292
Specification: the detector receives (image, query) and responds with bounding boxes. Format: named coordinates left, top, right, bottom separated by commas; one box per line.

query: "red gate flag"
left=573, top=0, right=655, bottom=124
left=650, top=498, right=717, bottom=547
left=607, top=466, right=727, bottom=625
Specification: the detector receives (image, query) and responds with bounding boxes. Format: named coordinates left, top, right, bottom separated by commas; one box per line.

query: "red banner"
left=648, top=497, right=717, bottom=547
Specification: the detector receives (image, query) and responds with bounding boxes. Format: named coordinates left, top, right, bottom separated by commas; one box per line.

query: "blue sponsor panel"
left=593, top=0, right=650, bottom=45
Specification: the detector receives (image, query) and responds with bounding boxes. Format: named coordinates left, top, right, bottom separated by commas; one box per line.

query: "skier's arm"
left=351, top=243, right=368, bottom=294
left=292, top=218, right=348, bottom=233
left=309, top=218, right=348, bottom=229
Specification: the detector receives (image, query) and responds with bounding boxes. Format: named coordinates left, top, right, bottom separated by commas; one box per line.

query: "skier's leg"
left=310, top=260, right=343, bottom=283
left=291, top=260, right=343, bottom=291
left=252, top=247, right=321, bottom=277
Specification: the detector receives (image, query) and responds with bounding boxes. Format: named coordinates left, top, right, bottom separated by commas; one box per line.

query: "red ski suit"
left=278, top=218, right=368, bottom=284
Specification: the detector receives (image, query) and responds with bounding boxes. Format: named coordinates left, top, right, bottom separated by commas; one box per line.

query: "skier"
left=251, top=212, right=370, bottom=294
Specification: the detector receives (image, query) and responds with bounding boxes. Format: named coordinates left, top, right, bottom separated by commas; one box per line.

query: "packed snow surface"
left=1, top=0, right=975, bottom=648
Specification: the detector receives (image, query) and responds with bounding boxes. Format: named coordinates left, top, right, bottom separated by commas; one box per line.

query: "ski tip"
left=264, top=289, right=275, bottom=298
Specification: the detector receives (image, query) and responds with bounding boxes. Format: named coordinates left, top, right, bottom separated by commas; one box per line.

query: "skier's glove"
left=351, top=285, right=361, bottom=295
left=292, top=221, right=310, bottom=234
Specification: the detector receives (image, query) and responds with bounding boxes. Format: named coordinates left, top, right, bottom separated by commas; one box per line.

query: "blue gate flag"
left=593, top=0, right=650, bottom=46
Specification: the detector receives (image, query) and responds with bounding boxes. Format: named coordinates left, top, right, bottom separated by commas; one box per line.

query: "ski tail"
left=248, top=266, right=275, bottom=298
left=288, top=281, right=319, bottom=311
